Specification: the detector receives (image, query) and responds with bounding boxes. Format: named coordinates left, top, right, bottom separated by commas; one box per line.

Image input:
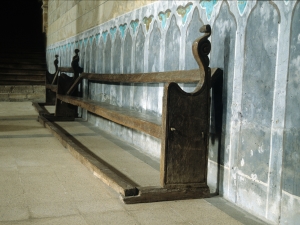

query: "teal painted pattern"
left=119, top=23, right=127, bottom=38
left=130, top=19, right=139, bottom=34
left=110, top=27, right=117, bottom=40
left=84, top=38, right=88, bottom=47
left=143, top=15, right=154, bottom=31
left=95, top=33, right=100, bottom=43
left=102, top=31, right=108, bottom=43
left=158, top=9, right=171, bottom=29
left=200, top=0, right=217, bottom=20
left=89, top=36, right=94, bottom=45
left=79, top=39, right=83, bottom=47
left=237, top=0, right=247, bottom=15
left=177, top=3, right=193, bottom=24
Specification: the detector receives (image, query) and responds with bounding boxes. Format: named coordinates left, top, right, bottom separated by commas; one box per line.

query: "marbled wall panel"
left=97, top=38, right=104, bottom=73
left=185, top=8, right=203, bottom=70
left=79, top=42, right=86, bottom=73
left=209, top=1, right=236, bottom=168
left=90, top=39, right=97, bottom=73
left=103, top=35, right=112, bottom=103
left=113, top=33, right=122, bottom=74
left=184, top=8, right=203, bottom=92
left=236, top=175, right=268, bottom=219
left=123, top=29, right=133, bottom=74
left=85, top=42, right=91, bottom=73
left=122, top=30, right=133, bottom=109
left=148, top=22, right=160, bottom=73
left=133, top=25, right=145, bottom=112
left=281, top=191, right=300, bottom=225
left=135, top=25, right=145, bottom=73
left=112, top=32, right=122, bottom=106
left=164, top=15, right=180, bottom=72
left=147, top=21, right=161, bottom=115
left=283, top=1, right=300, bottom=198
left=206, top=2, right=237, bottom=195
left=240, top=1, right=278, bottom=184
left=93, top=37, right=103, bottom=104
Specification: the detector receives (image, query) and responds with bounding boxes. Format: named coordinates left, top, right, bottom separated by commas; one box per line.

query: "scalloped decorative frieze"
left=84, top=38, right=88, bottom=47
left=158, top=9, right=171, bottom=29
left=102, top=31, right=108, bottom=43
left=143, top=15, right=154, bottom=31
left=200, top=0, right=218, bottom=21
left=79, top=39, right=83, bottom=47
left=89, top=36, right=94, bottom=45
left=119, top=23, right=127, bottom=38
left=130, top=19, right=139, bottom=34
left=110, top=26, right=117, bottom=40
left=177, top=3, right=193, bottom=24
left=95, top=33, right=100, bottom=43
left=237, top=0, right=247, bottom=15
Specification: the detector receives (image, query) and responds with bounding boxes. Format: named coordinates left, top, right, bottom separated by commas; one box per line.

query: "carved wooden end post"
left=55, top=49, right=81, bottom=119
left=160, top=25, right=212, bottom=196
left=45, top=54, right=59, bottom=105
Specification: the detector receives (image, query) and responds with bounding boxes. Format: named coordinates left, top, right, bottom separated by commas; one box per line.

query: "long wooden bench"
left=34, top=25, right=222, bottom=203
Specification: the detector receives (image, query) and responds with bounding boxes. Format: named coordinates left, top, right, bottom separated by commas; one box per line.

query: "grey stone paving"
left=0, top=102, right=270, bottom=225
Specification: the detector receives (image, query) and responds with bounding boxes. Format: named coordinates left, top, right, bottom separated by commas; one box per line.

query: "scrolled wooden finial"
left=54, top=55, right=59, bottom=71
left=71, top=49, right=83, bottom=80
left=192, top=24, right=211, bottom=70
left=192, top=24, right=212, bottom=89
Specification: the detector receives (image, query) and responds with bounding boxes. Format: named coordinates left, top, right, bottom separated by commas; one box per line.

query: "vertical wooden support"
left=54, top=75, right=78, bottom=118
left=55, top=49, right=82, bottom=118
left=71, top=49, right=83, bottom=97
left=45, top=55, right=59, bottom=105
left=160, top=25, right=212, bottom=192
left=45, top=88, right=56, bottom=105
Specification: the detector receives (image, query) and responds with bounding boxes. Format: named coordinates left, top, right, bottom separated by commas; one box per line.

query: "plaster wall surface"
left=46, top=0, right=300, bottom=224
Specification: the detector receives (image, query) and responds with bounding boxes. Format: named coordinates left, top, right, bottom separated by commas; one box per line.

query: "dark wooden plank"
left=57, top=94, right=162, bottom=138
left=122, top=186, right=210, bottom=204
left=82, top=69, right=205, bottom=83
left=67, top=68, right=219, bottom=95
left=36, top=115, right=138, bottom=197
left=45, top=88, right=56, bottom=105
left=32, top=102, right=46, bottom=115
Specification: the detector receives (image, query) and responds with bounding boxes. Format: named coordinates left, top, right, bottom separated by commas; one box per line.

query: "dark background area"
left=0, top=0, right=44, bottom=51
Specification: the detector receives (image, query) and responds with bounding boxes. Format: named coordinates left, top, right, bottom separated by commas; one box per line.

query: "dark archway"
left=0, top=0, right=44, bottom=51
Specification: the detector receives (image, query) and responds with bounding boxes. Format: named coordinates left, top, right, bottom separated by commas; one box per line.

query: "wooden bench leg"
left=45, top=88, right=56, bottom=105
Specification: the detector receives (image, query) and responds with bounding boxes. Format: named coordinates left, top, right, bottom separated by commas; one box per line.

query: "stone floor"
left=0, top=102, right=270, bottom=225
